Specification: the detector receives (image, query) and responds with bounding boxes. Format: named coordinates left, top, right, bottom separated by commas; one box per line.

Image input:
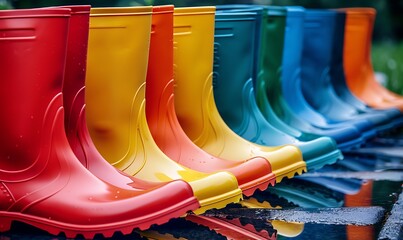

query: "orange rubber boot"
left=0, top=8, right=197, bottom=238
left=146, top=5, right=275, bottom=196
left=173, top=7, right=306, bottom=183
left=343, top=8, right=403, bottom=110
left=85, top=6, right=243, bottom=214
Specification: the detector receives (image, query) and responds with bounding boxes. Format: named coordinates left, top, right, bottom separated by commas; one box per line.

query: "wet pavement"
left=1, top=132, right=403, bottom=239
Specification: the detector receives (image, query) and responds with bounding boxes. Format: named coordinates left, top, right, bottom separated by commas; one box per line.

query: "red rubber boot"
left=146, top=5, right=275, bottom=197
left=0, top=8, right=197, bottom=238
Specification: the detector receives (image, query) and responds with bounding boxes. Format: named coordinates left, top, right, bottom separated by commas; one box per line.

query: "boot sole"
left=193, top=188, right=243, bottom=215
left=0, top=197, right=199, bottom=239
left=272, top=162, right=307, bottom=183
left=305, top=149, right=343, bottom=171
left=239, top=172, right=276, bottom=197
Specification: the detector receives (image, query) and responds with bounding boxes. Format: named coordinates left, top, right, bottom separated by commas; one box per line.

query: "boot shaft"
left=330, top=11, right=350, bottom=98
left=281, top=7, right=331, bottom=126
left=173, top=7, right=216, bottom=141
left=255, top=7, right=306, bottom=136
left=282, top=6, right=304, bottom=93
left=213, top=11, right=257, bottom=129
left=302, top=10, right=364, bottom=120
left=0, top=8, right=70, bottom=171
left=259, top=7, right=287, bottom=110
left=343, top=8, right=376, bottom=81
left=301, top=10, right=337, bottom=110
left=331, top=10, right=370, bottom=111
left=61, top=6, right=91, bottom=163
left=63, top=6, right=90, bottom=131
left=281, top=6, right=304, bottom=111
left=216, top=5, right=264, bottom=89
left=146, top=5, right=174, bottom=137
left=86, top=7, right=152, bottom=162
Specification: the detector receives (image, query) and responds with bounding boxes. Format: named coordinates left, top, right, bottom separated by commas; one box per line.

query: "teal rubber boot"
left=213, top=7, right=343, bottom=171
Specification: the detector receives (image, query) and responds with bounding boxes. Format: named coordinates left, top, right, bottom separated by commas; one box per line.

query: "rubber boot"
left=60, top=4, right=204, bottom=220
left=252, top=6, right=318, bottom=141
left=343, top=8, right=403, bottom=110
left=301, top=10, right=399, bottom=132
left=330, top=11, right=401, bottom=118
left=62, top=5, right=192, bottom=193
left=213, top=7, right=342, bottom=171
left=252, top=7, right=363, bottom=150
left=329, top=11, right=402, bottom=131
left=145, top=5, right=275, bottom=196
left=284, top=9, right=377, bottom=140
left=277, top=7, right=367, bottom=149
left=0, top=8, right=196, bottom=239
left=173, top=6, right=306, bottom=183
left=256, top=6, right=317, bottom=140
left=85, top=6, right=242, bottom=214
left=301, top=10, right=393, bottom=132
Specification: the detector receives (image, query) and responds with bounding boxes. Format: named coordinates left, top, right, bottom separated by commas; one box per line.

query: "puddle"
left=257, top=156, right=403, bottom=240
left=277, top=223, right=381, bottom=240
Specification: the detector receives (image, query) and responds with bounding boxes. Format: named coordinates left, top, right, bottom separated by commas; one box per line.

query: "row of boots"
left=0, top=4, right=401, bottom=239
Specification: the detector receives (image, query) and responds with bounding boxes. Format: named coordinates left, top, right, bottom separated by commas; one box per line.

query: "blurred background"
left=1, top=0, right=402, bottom=95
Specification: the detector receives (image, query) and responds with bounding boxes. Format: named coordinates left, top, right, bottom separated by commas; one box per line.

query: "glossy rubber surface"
left=300, top=10, right=395, bottom=132
left=330, top=11, right=401, bottom=121
left=255, top=7, right=361, bottom=150
left=285, top=10, right=373, bottom=137
left=173, top=7, right=306, bottom=183
left=268, top=7, right=366, bottom=149
left=62, top=5, right=190, bottom=192
left=0, top=8, right=197, bottom=239
left=61, top=4, right=200, bottom=222
left=85, top=6, right=243, bottom=214
left=214, top=6, right=342, bottom=171
left=145, top=5, right=275, bottom=196
left=343, top=8, right=403, bottom=111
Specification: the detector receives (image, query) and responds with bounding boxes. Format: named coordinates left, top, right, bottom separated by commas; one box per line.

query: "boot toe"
left=225, top=157, right=275, bottom=196
left=297, top=137, right=343, bottom=171
left=187, top=171, right=242, bottom=214
left=261, top=145, right=307, bottom=182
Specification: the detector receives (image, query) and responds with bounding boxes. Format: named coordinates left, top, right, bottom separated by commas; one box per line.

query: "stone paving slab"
left=378, top=186, right=403, bottom=240
left=206, top=206, right=386, bottom=225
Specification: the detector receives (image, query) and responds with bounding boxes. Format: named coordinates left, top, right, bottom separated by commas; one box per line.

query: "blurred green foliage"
left=372, top=42, right=403, bottom=95
left=0, top=0, right=11, bottom=9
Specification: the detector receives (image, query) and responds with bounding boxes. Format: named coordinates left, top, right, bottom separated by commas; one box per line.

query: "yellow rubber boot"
left=173, top=7, right=306, bottom=183
left=85, top=6, right=242, bottom=214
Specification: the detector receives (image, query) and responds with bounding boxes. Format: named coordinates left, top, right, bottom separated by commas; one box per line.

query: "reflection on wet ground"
left=1, top=133, right=403, bottom=239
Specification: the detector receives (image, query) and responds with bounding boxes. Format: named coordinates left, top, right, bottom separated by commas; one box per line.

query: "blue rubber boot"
left=301, top=10, right=396, bottom=135
left=213, top=7, right=343, bottom=171
left=282, top=9, right=375, bottom=140
left=277, top=7, right=366, bottom=149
